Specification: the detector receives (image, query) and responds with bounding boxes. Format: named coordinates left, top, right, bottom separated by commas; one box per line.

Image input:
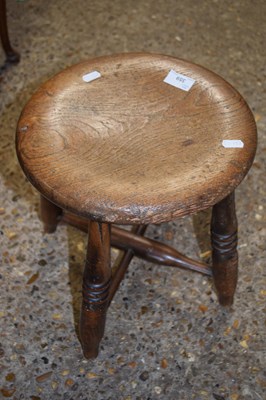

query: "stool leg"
left=211, top=191, right=238, bottom=306
left=40, top=195, right=62, bottom=233
left=80, top=221, right=111, bottom=359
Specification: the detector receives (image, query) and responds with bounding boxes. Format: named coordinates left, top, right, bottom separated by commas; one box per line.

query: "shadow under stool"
left=16, top=53, right=257, bottom=359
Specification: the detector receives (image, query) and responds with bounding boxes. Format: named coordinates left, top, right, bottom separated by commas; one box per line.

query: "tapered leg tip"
left=43, top=224, right=57, bottom=234
left=83, top=347, right=99, bottom=359
left=6, top=50, right=20, bottom=64
left=218, top=296, right=234, bottom=307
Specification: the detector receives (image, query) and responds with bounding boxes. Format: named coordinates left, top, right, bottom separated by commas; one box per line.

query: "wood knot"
left=182, top=139, right=194, bottom=146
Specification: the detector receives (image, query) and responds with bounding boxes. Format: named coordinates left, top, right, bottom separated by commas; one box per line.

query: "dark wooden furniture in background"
left=0, top=0, right=20, bottom=63
left=16, top=53, right=257, bottom=359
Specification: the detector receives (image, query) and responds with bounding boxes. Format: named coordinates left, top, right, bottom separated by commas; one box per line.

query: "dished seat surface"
left=16, top=53, right=257, bottom=224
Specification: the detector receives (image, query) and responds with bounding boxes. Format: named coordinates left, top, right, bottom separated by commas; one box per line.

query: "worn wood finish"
left=80, top=221, right=111, bottom=359
left=62, top=212, right=212, bottom=276
left=211, top=191, right=238, bottom=306
left=40, top=195, right=62, bottom=233
left=16, top=53, right=257, bottom=358
left=0, top=0, right=20, bottom=63
left=16, top=53, right=257, bottom=224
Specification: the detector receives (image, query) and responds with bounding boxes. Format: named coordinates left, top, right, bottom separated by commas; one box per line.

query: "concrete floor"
left=0, top=0, right=265, bottom=399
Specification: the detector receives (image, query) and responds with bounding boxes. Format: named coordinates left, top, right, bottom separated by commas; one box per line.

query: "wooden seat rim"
left=16, top=52, right=257, bottom=224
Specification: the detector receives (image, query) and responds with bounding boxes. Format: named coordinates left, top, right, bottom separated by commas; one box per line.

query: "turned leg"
left=0, top=0, right=20, bottom=63
left=40, top=195, right=62, bottom=233
left=211, top=191, right=238, bottom=306
left=80, top=221, right=111, bottom=359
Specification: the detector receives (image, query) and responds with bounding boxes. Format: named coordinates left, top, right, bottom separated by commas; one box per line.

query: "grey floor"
left=0, top=1, right=265, bottom=399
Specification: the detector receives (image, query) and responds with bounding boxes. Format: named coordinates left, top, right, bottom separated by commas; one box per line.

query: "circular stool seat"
left=16, top=53, right=256, bottom=224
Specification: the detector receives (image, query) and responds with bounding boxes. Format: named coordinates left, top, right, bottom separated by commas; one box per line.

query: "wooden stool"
left=16, top=53, right=257, bottom=359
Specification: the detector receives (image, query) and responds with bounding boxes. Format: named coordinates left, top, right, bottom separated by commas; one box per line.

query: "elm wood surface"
left=0, top=0, right=20, bottom=63
left=16, top=53, right=257, bottom=225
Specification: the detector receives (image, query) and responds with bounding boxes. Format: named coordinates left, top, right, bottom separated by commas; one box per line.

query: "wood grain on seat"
left=16, top=53, right=257, bottom=224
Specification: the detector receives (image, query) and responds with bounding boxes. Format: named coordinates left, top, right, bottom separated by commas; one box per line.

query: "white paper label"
left=222, top=140, right=244, bottom=148
left=82, top=71, right=101, bottom=83
left=164, top=70, right=195, bottom=91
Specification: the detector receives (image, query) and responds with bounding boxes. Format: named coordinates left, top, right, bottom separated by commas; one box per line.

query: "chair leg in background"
left=0, top=0, right=20, bottom=63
